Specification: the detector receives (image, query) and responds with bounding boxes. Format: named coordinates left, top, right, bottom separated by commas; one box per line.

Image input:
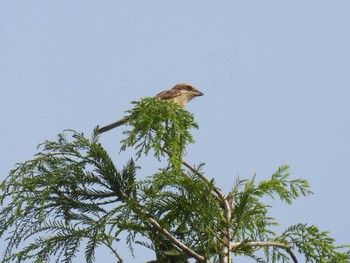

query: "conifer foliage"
left=1, top=98, right=349, bottom=262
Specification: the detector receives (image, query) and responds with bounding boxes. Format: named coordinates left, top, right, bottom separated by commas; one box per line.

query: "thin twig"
left=231, top=241, right=298, bottom=263
left=103, top=240, right=124, bottom=263
left=181, top=159, right=225, bottom=200
left=287, top=247, right=298, bottom=263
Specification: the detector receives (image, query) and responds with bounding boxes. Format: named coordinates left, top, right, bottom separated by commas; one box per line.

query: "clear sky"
left=1, top=1, right=350, bottom=262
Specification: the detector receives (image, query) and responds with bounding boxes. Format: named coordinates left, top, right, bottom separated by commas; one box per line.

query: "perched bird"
left=97, top=83, right=204, bottom=134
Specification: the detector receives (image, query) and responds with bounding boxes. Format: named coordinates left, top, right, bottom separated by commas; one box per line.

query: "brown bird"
left=97, top=83, right=204, bottom=134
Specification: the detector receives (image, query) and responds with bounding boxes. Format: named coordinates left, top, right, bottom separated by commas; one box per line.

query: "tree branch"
left=231, top=241, right=298, bottom=263
left=122, top=182, right=208, bottom=262
left=102, top=240, right=124, bottom=263
left=181, top=159, right=225, bottom=200
left=146, top=217, right=209, bottom=263
left=181, top=159, right=232, bottom=263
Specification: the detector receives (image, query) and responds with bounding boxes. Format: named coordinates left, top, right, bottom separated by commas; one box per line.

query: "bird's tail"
left=97, top=117, right=128, bottom=134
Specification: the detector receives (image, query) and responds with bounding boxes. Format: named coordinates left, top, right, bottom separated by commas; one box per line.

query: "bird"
left=97, top=83, right=204, bottom=134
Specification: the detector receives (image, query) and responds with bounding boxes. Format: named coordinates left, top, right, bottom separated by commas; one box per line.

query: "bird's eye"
left=186, top=85, right=192, bottom=90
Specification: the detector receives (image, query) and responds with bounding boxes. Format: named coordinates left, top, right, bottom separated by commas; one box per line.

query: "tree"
left=0, top=98, right=349, bottom=263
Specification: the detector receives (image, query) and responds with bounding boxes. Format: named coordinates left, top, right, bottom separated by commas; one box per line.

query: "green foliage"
left=0, top=98, right=349, bottom=263
left=120, top=97, right=198, bottom=172
left=138, top=164, right=223, bottom=260
left=231, top=165, right=312, bottom=242
left=273, top=223, right=350, bottom=263
left=230, top=168, right=349, bottom=262
left=0, top=130, right=135, bottom=263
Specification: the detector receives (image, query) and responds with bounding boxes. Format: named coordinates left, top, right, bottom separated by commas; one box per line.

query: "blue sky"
left=1, top=1, right=350, bottom=262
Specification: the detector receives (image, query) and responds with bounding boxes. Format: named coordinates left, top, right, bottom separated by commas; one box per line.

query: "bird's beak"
left=196, top=91, right=204, bottom=96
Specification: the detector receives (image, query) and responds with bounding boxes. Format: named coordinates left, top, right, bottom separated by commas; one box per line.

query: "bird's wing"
left=155, top=89, right=180, bottom=100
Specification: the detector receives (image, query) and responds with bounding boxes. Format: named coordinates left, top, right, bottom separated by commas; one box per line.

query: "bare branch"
left=122, top=184, right=208, bottom=262
left=146, top=217, right=209, bottom=263
left=231, top=241, right=298, bottom=263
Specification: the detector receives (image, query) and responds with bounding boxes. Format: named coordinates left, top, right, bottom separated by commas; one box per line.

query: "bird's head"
left=172, top=83, right=204, bottom=100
